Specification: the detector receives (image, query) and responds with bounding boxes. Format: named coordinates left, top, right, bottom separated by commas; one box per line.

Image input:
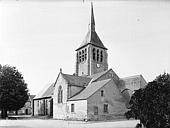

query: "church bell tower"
left=75, top=3, right=108, bottom=76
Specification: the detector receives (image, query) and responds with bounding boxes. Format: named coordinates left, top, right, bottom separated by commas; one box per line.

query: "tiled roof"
left=68, top=79, right=111, bottom=101
left=34, top=83, right=54, bottom=99
left=62, top=73, right=91, bottom=87
left=76, top=30, right=107, bottom=51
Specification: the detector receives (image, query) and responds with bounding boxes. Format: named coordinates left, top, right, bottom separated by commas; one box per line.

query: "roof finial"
left=89, top=2, right=95, bottom=32
left=60, top=68, right=62, bottom=73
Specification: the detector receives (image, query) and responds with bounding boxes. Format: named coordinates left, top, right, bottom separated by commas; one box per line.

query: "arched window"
left=100, top=51, right=103, bottom=62
left=82, top=50, right=84, bottom=61
left=97, top=49, right=99, bottom=62
left=58, top=86, right=63, bottom=103
left=85, top=48, right=87, bottom=60
left=79, top=51, right=81, bottom=62
left=93, top=48, right=96, bottom=61
left=76, top=53, right=79, bottom=63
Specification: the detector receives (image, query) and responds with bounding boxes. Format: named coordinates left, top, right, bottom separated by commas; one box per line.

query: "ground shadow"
left=0, top=126, right=31, bottom=128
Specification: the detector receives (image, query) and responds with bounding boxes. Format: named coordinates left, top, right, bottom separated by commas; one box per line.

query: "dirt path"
left=0, top=119, right=139, bottom=128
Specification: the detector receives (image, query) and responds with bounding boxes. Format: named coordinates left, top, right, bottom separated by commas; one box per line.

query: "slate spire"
left=89, top=2, right=95, bottom=32
left=76, top=2, right=107, bottom=51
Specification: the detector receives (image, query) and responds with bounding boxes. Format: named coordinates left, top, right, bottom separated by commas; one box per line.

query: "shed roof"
left=34, top=83, right=54, bottom=99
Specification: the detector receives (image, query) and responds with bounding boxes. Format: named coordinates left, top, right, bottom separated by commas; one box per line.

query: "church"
left=33, top=3, right=147, bottom=121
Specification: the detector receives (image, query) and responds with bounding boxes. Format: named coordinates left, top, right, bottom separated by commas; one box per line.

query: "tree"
left=125, top=73, right=170, bottom=128
left=0, top=65, right=28, bottom=118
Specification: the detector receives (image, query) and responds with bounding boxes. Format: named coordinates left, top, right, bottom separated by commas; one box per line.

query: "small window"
left=94, top=106, right=98, bottom=115
left=104, top=104, right=108, bottom=113
left=71, top=104, right=75, bottom=112
left=101, top=90, right=104, bottom=97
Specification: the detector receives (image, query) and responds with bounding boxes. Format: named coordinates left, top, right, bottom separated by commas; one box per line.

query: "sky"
left=0, top=0, right=170, bottom=95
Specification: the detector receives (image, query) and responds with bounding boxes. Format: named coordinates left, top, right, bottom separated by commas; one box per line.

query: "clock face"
left=96, top=64, right=100, bottom=68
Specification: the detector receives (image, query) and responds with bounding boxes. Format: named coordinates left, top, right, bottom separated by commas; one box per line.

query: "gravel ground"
left=0, top=119, right=139, bottom=128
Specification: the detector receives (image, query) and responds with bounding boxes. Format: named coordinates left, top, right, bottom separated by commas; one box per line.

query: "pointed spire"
left=89, top=2, right=95, bottom=32
left=76, top=2, right=107, bottom=51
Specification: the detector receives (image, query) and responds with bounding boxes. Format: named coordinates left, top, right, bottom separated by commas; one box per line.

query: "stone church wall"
left=53, top=73, right=68, bottom=119
left=87, top=79, right=127, bottom=120
left=66, top=100, right=87, bottom=120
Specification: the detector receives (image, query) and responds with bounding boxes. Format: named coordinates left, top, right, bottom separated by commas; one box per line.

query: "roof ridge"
left=62, top=73, right=90, bottom=79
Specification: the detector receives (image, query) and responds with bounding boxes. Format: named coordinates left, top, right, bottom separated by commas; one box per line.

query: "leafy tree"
left=125, top=73, right=170, bottom=128
left=0, top=65, right=28, bottom=118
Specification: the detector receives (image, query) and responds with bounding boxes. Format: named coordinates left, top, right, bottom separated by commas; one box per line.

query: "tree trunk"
left=1, top=109, right=8, bottom=119
left=15, top=110, right=18, bottom=115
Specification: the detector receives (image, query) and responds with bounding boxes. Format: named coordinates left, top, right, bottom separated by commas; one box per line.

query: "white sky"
left=0, top=0, right=170, bottom=95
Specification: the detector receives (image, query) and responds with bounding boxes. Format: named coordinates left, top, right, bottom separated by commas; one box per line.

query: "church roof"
left=88, top=69, right=109, bottom=82
left=121, top=74, right=142, bottom=80
left=121, top=74, right=147, bottom=85
left=68, top=79, right=111, bottom=101
left=76, top=3, right=107, bottom=51
left=62, top=73, right=91, bottom=87
left=34, top=83, right=54, bottom=100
